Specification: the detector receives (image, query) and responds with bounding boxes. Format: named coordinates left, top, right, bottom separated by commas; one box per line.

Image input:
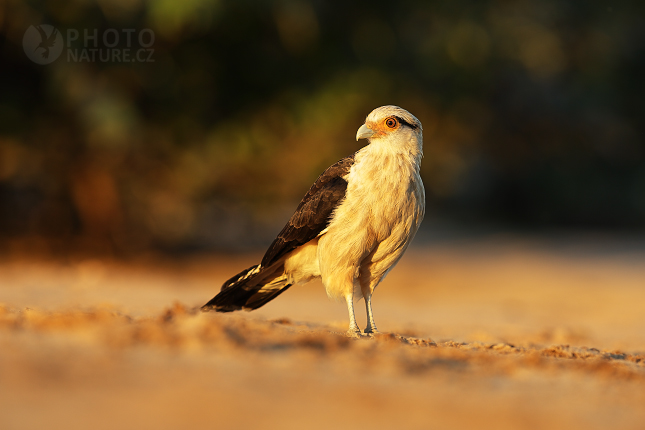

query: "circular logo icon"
left=23, top=25, right=64, bottom=65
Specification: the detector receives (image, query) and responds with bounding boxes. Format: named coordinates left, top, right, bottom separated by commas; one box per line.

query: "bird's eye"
left=385, top=117, right=398, bottom=129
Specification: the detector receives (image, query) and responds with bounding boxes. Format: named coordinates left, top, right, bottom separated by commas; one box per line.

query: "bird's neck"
left=352, top=143, right=421, bottom=187
left=359, top=134, right=423, bottom=172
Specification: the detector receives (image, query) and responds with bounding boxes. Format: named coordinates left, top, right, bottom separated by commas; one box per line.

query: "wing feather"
left=260, top=154, right=355, bottom=267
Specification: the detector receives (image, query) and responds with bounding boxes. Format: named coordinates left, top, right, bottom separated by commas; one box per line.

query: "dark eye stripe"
left=395, top=116, right=419, bottom=130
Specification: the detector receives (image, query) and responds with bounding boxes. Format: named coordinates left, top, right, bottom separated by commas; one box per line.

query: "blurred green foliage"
left=0, top=0, right=644, bottom=254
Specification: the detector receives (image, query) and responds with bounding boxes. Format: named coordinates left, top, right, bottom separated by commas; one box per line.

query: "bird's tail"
left=201, top=263, right=292, bottom=312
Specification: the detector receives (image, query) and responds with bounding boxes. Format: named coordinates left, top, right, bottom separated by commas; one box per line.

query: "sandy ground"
left=1, top=234, right=645, bottom=430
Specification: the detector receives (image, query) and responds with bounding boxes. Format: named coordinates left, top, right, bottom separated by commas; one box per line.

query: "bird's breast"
left=340, top=150, right=424, bottom=241
left=317, top=147, right=424, bottom=274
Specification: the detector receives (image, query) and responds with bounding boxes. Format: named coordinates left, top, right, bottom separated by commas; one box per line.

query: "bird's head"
left=356, top=105, right=423, bottom=155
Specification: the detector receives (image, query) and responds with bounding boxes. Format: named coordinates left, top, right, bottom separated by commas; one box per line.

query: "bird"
left=202, top=105, right=425, bottom=336
left=34, top=25, right=58, bottom=59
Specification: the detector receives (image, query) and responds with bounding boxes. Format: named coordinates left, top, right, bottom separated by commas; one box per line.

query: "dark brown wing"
left=260, top=154, right=355, bottom=267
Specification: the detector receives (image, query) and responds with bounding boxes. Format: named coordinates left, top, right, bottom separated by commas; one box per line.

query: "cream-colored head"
left=355, top=105, right=423, bottom=156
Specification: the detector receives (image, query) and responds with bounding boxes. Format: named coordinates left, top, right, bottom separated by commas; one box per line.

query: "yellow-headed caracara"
left=202, top=105, right=425, bottom=336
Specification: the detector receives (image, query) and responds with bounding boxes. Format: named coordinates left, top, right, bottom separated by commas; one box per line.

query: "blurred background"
left=1, top=0, right=644, bottom=256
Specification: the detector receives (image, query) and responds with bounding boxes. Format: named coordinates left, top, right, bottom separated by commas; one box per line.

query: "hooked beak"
left=356, top=123, right=375, bottom=141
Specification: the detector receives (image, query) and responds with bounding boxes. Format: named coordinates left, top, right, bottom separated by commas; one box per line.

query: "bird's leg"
left=364, top=293, right=379, bottom=334
left=345, top=293, right=361, bottom=337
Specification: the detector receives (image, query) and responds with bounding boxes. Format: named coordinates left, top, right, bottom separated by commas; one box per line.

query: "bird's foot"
left=346, top=325, right=362, bottom=338
left=364, top=327, right=379, bottom=336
